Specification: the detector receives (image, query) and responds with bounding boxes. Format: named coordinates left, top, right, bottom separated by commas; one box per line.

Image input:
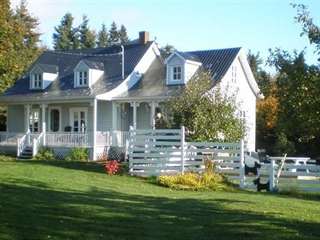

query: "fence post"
left=269, top=159, right=275, bottom=191
left=181, top=126, right=185, bottom=174
left=239, top=139, right=245, bottom=189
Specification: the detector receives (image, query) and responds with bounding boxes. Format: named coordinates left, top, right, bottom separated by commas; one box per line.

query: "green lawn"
left=0, top=159, right=319, bottom=240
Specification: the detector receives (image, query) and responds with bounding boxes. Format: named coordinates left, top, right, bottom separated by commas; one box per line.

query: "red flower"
left=105, top=160, right=119, bottom=175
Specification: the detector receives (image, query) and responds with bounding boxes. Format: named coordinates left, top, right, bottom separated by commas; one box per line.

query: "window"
left=239, top=110, right=247, bottom=123
left=172, top=66, right=182, bottom=80
left=29, top=109, right=39, bottom=132
left=77, top=71, right=88, bottom=87
left=32, top=73, right=42, bottom=89
left=70, top=108, right=87, bottom=132
left=231, top=65, right=237, bottom=83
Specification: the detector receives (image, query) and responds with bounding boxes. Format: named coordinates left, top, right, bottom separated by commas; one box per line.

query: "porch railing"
left=0, top=132, right=25, bottom=146
left=46, top=132, right=90, bottom=147
left=32, top=132, right=44, bottom=156
left=7, top=131, right=131, bottom=150
left=96, top=131, right=130, bottom=147
left=17, top=134, right=27, bottom=157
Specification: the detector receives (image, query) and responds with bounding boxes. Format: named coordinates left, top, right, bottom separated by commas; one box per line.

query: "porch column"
left=92, top=99, right=97, bottom=160
left=41, top=104, right=47, bottom=145
left=25, top=104, right=31, bottom=133
left=130, top=102, right=140, bottom=129
left=149, top=101, right=158, bottom=130
left=112, top=102, right=118, bottom=131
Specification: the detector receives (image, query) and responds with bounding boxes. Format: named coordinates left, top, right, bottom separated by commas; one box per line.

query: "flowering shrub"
left=158, top=159, right=231, bottom=191
left=105, top=160, right=120, bottom=175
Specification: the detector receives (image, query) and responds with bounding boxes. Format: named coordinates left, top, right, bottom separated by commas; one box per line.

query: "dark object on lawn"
left=253, top=177, right=270, bottom=192
left=245, top=161, right=261, bottom=176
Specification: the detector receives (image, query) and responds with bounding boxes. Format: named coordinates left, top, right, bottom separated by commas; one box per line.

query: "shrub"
left=65, top=148, right=89, bottom=161
left=157, top=159, right=230, bottom=191
left=105, top=160, right=119, bottom=175
left=33, top=147, right=55, bottom=161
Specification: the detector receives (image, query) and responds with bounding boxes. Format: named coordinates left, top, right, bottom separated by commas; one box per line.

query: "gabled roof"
left=183, top=47, right=241, bottom=81
left=0, top=42, right=153, bottom=101
left=80, top=59, right=104, bottom=70
left=32, top=63, right=58, bottom=73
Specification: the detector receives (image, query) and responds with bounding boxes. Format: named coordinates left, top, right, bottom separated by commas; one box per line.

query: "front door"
left=49, top=108, right=60, bottom=132
left=70, top=108, right=87, bottom=132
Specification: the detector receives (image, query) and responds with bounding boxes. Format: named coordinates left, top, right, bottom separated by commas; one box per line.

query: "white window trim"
left=48, top=106, right=62, bottom=132
left=172, top=65, right=182, bottom=81
left=69, top=107, right=88, bottom=133
left=31, top=73, right=43, bottom=89
left=75, top=70, right=89, bottom=87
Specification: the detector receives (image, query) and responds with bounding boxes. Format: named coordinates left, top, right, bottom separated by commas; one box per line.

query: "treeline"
left=252, top=4, right=320, bottom=158
left=53, top=13, right=129, bottom=50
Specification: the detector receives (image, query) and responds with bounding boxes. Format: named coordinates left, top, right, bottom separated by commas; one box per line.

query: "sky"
left=10, top=0, right=320, bottom=68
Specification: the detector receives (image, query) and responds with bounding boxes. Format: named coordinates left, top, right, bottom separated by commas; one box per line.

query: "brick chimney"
left=139, top=31, right=149, bottom=44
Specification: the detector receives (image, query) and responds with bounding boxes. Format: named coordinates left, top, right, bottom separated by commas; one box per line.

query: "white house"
left=0, top=31, right=263, bottom=160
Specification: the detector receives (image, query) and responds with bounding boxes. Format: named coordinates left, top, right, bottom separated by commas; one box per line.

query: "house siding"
left=7, top=105, right=25, bottom=132
left=97, top=100, right=112, bottom=131
left=137, top=103, right=150, bottom=129
left=219, top=57, right=256, bottom=152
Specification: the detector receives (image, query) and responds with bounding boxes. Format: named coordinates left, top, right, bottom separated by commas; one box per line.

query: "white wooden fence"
left=128, top=127, right=246, bottom=187
left=128, top=127, right=320, bottom=192
left=267, top=157, right=320, bottom=192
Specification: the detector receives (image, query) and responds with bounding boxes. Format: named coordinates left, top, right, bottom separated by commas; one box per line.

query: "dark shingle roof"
left=115, top=57, right=182, bottom=100
left=81, top=60, right=104, bottom=70
left=116, top=47, right=242, bottom=100
left=0, top=42, right=153, bottom=102
left=183, top=47, right=241, bottom=81
left=36, top=63, right=58, bottom=73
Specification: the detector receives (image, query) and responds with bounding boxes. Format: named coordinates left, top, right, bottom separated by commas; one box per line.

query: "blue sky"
left=11, top=0, right=320, bottom=66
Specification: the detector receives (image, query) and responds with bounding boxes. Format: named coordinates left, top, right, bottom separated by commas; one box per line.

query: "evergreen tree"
left=118, top=24, right=129, bottom=44
left=79, top=15, right=96, bottom=49
left=97, top=24, right=109, bottom=47
left=108, top=21, right=119, bottom=45
left=53, top=13, right=77, bottom=50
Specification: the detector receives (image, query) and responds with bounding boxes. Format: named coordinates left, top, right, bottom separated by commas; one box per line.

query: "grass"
left=0, top=159, right=319, bottom=240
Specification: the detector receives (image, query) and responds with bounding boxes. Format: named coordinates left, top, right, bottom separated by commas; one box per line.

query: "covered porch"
left=0, top=98, right=165, bottom=159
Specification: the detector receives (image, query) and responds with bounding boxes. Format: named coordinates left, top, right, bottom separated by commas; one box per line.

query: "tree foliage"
left=160, top=44, right=175, bottom=59
left=97, top=24, right=109, bottom=48
left=0, top=0, right=41, bottom=93
left=79, top=15, right=96, bottom=49
left=268, top=49, right=320, bottom=156
left=119, top=24, right=129, bottom=44
left=108, top=21, right=119, bottom=45
left=53, top=13, right=78, bottom=50
left=293, top=4, right=320, bottom=58
left=167, top=71, right=244, bottom=142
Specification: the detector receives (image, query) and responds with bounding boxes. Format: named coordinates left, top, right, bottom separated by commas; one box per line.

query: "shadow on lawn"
left=16, top=160, right=106, bottom=174
left=0, top=179, right=319, bottom=240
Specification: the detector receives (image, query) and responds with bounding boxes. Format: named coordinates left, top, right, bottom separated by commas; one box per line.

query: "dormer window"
left=165, top=51, right=201, bottom=86
left=173, top=66, right=182, bottom=80
left=29, top=64, right=58, bottom=90
left=74, top=60, right=104, bottom=88
left=77, top=71, right=88, bottom=87
left=31, top=73, right=42, bottom=89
